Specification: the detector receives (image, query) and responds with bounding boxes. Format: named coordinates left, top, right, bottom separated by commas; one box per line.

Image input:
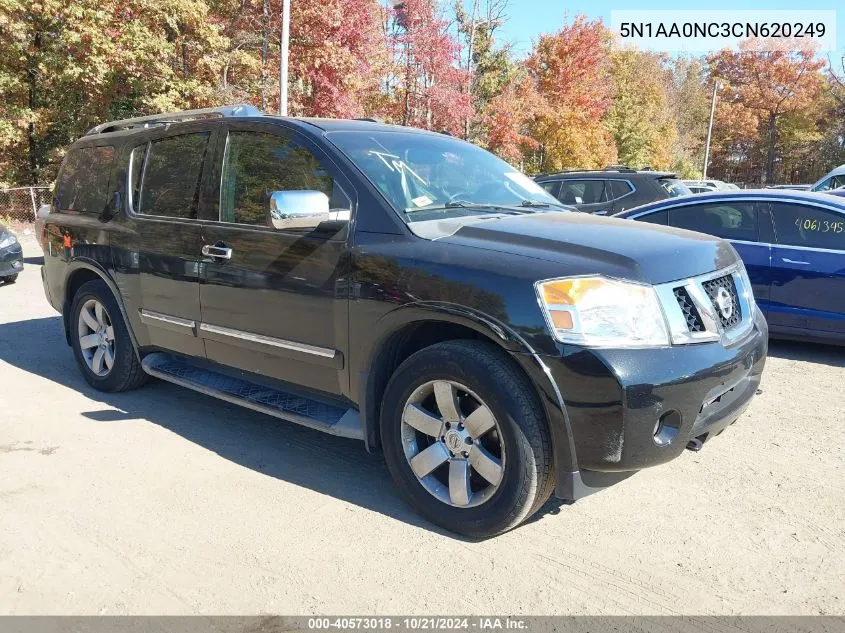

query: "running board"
left=141, top=353, right=364, bottom=440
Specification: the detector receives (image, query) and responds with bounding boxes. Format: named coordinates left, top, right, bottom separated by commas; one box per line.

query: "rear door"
left=664, top=200, right=771, bottom=312
left=767, top=202, right=845, bottom=335
left=197, top=122, right=354, bottom=397
left=121, top=124, right=217, bottom=358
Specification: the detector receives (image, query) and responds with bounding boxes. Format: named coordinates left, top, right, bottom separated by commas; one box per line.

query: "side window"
left=608, top=180, right=633, bottom=200
left=770, top=203, right=845, bottom=250
left=814, top=176, right=845, bottom=192
left=539, top=180, right=560, bottom=198
left=669, top=202, right=757, bottom=241
left=55, top=146, right=115, bottom=214
left=138, top=132, right=210, bottom=219
left=219, top=130, right=350, bottom=228
left=637, top=209, right=667, bottom=225
left=558, top=180, right=606, bottom=205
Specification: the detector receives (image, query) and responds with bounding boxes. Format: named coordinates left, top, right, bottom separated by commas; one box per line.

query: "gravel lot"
left=1, top=233, right=843, bottom=616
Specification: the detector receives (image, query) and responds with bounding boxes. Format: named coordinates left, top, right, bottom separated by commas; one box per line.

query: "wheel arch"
left=357, top=303, right=577, bottom=476
left=63, top=260, right=139, bottom=357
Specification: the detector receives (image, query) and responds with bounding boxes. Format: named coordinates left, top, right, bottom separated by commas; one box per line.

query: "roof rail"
left=84, top=104, right=264, bottom=136
left=533, top=167, right=638, bottom=178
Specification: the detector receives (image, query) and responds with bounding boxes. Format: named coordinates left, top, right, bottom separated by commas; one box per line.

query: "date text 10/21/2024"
left=307, top=618, right=529, bottom=630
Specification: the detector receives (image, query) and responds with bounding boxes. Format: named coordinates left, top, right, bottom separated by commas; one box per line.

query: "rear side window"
left=137, top=132, right=210, bottom=219
left=608, top=180, right=633, bottom=200
left=538, top=180, right=560, bottom=198
left=657, top=178, right=691, bottom=198
left=636, top=209, right=667, bottom=225
left=55, top=146, right=115, bottom=213
left=219, top=130, right=349, bottom=227
left=668, top=202, right=758, bottom=241
left=771, top=203, right=845, bottom=250
left=558, top=180, right=607, bottom=205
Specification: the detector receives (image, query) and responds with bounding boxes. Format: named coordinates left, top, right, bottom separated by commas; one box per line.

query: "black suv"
left=40, top=106, right=767, bottom=537
left=534, top=168, right=692, bottom=214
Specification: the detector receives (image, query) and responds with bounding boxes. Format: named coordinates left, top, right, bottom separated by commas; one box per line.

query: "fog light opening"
left=653, top=410, right=681, bottom=447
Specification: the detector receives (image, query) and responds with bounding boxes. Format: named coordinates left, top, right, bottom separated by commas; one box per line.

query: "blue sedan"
left=615, top=190, right=845, bottom=344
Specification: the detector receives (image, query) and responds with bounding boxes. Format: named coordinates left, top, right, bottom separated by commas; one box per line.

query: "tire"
left=381, top=340, right=554, bottom=538
left=2, top=274, right=18, bottom=284
left=69, top=279, right=147, bottom=392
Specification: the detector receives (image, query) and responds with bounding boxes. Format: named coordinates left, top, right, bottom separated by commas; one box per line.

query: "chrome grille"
left=702, top=274, right=742, bottom=330
left=655, top=263, right=754, bottom=346
left=672, top=287, right=705, bottom=332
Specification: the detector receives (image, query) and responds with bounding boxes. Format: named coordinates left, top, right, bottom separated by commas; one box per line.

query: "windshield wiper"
left=520, top=199, right=558, bottom=208
left=405, top=201, right=496, bottom=213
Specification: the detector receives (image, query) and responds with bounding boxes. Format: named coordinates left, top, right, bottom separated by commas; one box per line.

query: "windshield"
left=326, top=130, right=563, bottom=220
left=658, top=177, right=692, bottom=198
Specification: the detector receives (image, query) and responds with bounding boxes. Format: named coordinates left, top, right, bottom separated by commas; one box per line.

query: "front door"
left=768, top=202, right=845, bottom=335
left=198, top=123, right=354, bottom=398
left=125, top=125, right=217, bottom=358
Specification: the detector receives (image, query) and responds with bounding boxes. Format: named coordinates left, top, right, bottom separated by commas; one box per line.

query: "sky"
left=495, top=0, right=843, bottom=58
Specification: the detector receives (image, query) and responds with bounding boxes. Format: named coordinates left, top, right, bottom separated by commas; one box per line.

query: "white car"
left=810, top=164, right=845, bottom=192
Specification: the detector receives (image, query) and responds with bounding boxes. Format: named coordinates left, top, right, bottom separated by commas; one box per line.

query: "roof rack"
left=534, top=167, right=638, bottom=178
left=84, top=104, right=264, bottom=136
left=354, top=117, right=382, bottom=123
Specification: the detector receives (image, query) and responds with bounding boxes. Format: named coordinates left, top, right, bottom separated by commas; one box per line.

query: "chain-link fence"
left=0, top=186, right=52, bottom=223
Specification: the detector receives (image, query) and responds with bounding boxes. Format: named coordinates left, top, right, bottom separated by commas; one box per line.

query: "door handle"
left=202, top=244, right=232, bottom=260
left=782, top=257, right=809, bottom=265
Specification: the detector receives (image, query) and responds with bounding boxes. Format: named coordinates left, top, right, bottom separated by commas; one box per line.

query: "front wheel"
left=2, top=274, right=18, bottom=284
left=381, top=340, right=554, bottom=538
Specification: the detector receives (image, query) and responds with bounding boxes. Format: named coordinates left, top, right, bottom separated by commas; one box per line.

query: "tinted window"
left=55, top=146, right=115, bottom=213
left=219, top=131, right=349, bottom=227
left=657, top=178, right=691, bottom=198
left=539, top=180, right=560, bottom=197
left=771, top=203, right=845, bottom=250
left=558, top=180, right=606, bottom=205
left=637, top=209, right=667, bottom=225
left=669, top=202, right=757, bottom=241
left=138, top=133, right=209, bottom=219
left=609, top=180, right=633, bottom=200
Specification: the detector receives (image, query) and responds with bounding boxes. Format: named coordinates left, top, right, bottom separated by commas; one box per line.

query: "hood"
left=413, top=211, right=738, bottom=285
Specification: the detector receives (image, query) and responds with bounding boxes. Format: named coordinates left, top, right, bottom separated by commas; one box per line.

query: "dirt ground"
left=1, top=233, right=842, bottom=615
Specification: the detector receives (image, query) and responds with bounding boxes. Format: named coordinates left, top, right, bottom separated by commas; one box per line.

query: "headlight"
left=736, top=261, right=757, bottom=314
left=0, top=233, right=17, bottom=249
left=536, top=276, right=670, bottom=347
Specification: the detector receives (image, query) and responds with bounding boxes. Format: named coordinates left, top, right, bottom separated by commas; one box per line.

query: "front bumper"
left=544, top=308, right=768, bottom=498
left=0, top=243, right=23, bottom=277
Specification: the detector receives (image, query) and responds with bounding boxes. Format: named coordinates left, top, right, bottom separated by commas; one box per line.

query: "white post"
left=279, top=0, right=290, bottom=116
left=702, top=80, right=719, bottom=180
left=29, top=186, right=37, bottom=221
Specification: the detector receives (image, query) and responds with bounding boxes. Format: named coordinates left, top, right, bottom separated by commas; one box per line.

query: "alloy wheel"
left=77, top=298, right=116, bottom=377
left=400, top=380, right=505, bottom=508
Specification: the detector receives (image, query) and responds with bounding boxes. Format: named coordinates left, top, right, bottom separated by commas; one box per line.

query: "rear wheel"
left=70, top=279, right=147, bottom=392
left=381, top=340, right=554, bottom=538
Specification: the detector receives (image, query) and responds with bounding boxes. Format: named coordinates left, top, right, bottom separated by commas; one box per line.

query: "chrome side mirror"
left=267, top=190, right=330, bottom=230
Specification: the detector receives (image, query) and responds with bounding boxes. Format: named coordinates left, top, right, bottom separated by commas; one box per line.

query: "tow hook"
left=686, top=436, right=705, bottom=452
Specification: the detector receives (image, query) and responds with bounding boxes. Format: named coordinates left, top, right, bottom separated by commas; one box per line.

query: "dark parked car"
left=616, top=190, right=845, bottom=345
left=0, top=226, right=23, bottom=283
left=41, top=106, right=767, bottom=537
left=533, top=167, right=691, bottom=214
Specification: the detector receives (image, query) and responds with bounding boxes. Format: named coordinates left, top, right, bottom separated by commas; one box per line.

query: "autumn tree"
left=524, top=17, right=616, bottom=172
left=387, top=0, right=471, bottom=132
left=709, top=41, right=825, bottom=184
left=607, top=48, right=676, bottom=170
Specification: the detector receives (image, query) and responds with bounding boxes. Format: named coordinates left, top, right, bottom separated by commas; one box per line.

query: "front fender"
left=356, top=301, right=578, bottom=475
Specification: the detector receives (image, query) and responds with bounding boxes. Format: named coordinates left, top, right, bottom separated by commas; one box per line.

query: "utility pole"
left=702, top=80, right=719, bottom=180
left=279, top=0, right=290, bottom=116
